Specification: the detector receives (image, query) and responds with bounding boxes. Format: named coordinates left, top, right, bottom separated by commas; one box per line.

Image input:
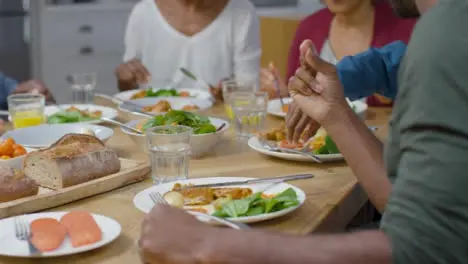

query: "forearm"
left=202, top=229, right=391, bottom=264
left=324, top=106, right=390, bottom=212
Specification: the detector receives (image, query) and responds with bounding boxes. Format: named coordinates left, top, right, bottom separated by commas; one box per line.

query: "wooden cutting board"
left=0, top=158, right=150, bottom=219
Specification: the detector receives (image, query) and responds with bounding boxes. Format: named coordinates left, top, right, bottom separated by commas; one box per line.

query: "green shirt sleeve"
left=381, top=1, right=468, bottom=263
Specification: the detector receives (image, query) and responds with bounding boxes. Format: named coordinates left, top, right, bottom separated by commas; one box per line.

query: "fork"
left=14, top=217, right=41, bottom=256
left=259, top=139, right=322, bottom=163
left=149, top=192, right=250, bottom=230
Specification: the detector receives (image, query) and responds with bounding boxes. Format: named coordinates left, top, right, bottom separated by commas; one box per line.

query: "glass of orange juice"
left=8, top=94, right=45, bottom=129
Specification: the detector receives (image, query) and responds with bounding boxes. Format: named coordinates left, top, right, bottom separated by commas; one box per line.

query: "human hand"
left=285, top=101, right=320, bottom=143
left=13, top=80, right=56, bottom=104
left=209, top=81, right=224, bottom=102
left=139, top=204, right=214, bottom=264
left=115, top=58, right=151, bottom=89
left=288, top=40, right=349, bottom=130
left=260, top=63, right=288, bottom=99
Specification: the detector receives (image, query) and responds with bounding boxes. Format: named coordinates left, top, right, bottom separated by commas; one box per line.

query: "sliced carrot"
left=30, top=218, right=67, bottom=252
left=60, top=211, right=102, bottom=248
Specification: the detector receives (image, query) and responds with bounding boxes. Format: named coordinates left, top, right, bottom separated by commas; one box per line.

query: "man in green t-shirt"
left=138, top=0, right=468, bottom=263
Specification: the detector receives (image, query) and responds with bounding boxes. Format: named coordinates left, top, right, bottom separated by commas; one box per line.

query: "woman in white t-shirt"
left=115, top=0, right=261, bottom=100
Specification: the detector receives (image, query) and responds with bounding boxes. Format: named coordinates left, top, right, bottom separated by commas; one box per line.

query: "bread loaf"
left=24, top=134, right=121, bottom=190
left=0, top=165, right=38, bottom=203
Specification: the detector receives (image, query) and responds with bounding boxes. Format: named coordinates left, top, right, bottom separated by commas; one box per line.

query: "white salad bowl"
left=1, top=124, right=114, bottom=148
left=121, top=117, right=230, bottom=158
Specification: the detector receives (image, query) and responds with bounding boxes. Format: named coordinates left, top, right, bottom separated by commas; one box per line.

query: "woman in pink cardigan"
left=261, top=0, right=416, bottom=107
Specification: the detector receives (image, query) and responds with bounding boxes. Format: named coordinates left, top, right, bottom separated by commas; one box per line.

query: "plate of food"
left=122, top=110, right=229, bottom=157
left=249, top=125, right=344, bottom=162
left=44, top=105, right=118, bottom=124
left=1, top=124, right=114, bottom=148
left=0, top=211, right=121, bottom=257
left=118, top=97, right=213, bottom=116
left=133, top=177, right=306, bottom=224
left=267, top=98, right=368, bottom=119
left=113, top=88, right=213, bottom=103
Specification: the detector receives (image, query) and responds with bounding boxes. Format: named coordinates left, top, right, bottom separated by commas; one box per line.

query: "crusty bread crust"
left=0, top=166, right=38, bottom=203
left=24, top=134, right=121, bottom=190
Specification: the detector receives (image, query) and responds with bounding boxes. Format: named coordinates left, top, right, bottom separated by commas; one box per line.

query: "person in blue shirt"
left=0, top=72, right=55, bottom=110
left=338, top=40, right=407, bottom=101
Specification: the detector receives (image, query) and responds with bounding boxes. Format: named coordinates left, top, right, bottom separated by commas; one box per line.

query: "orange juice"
left=12, top=111, right=44, bottom=129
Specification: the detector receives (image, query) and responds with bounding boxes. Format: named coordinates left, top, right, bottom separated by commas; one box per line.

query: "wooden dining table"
left=0, top=97, right=392, bottom=264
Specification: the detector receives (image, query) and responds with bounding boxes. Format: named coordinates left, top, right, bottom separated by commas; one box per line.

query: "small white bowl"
left=121, top=117, right=230, bottom=158
left=0, top=147, right=35, bottom=169
left=2, top=124, right=114, bottom=148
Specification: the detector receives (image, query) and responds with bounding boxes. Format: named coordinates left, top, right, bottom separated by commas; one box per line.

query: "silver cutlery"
left=149, top=192, right=250, bottom=230
left=14, top=217, right=41, bottom=256
left=176, top=174, right=314, bottom=190
left=100, top=117, right=143, bottom=134
left=259, top=139, right=322, bottom=163
left=180, top=68, right=211, bottom=90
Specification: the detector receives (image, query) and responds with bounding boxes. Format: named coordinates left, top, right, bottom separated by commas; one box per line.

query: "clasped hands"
left=285, top=40, right=352, bottom=142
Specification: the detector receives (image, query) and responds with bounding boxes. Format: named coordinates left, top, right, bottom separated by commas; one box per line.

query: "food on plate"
left=130, top=88, right=191, bottom=100
left=141, top=100, right=200, bottom=114
left=47, top=106, right=103, bottom=124
left=259, top=125, right=340, bottom=155
left=24, top=134, right=121, bottom=190
left=60, top=211, right=102, bottom=248
left=164, top=183, right=299, bottom=218
left=136, top=110, right=217, bottom=135
left=30, top=218, right=67, bottom=252
left=0, top=138, right=27, bottom=159
left=212, top=187, right=299, bottom=218
left=142, top=100, right=172, bottom=113
left=168, top=183, right=253, bottom=207
left=282, top=104, right=289, bottom=113
left=0, top=165, right=38, bottom=203
left=163, top=191, right=185, bottom=208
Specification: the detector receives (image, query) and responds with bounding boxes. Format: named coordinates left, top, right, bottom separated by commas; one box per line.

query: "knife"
left=176, top=174, right=314, bottom=190
left=180, top=68, right=211, bottom=90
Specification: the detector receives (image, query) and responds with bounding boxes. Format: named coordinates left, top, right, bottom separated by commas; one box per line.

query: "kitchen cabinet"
left=37, top=3, right=132, bottom=103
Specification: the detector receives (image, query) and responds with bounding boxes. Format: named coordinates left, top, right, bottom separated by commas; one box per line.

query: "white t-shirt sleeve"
left=123, top=3, right=144, bottom=62
left=233, top=7, right=262, bottom=80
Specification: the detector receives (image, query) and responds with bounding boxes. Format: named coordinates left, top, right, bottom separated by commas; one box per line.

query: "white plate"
left=0, top=212, right=121, bottom=258
left=1, top=124, right=114, bottom=148
left=118, top=97, right=213, bottom=116
left=0, top=147, right=35, bottom=169
left=44, top=104, right=118, bottom=124
left=113, top=88, right=213, bottom=104
left=248, top=137, right=344, bottom=163
left=267, top=98, right=368, bottom=119
left=133, top=177, right=306, bottom=224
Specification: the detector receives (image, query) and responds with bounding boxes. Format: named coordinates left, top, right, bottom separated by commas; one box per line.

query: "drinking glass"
left=8, top=94, right=45, bottom=129
left=146, top=125, right=192, bottom=184
left=222, top=79, right=255, bottom=121
left=230, top=91, right=268, bottom=140
left=67, top=72, right=97, bottom=104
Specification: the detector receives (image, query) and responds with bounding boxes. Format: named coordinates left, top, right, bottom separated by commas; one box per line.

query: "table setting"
left=0, top=72, right=390, bottom=263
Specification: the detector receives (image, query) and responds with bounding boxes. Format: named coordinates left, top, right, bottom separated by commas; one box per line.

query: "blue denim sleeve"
left=336, top=41, right=407, bottom=100
left=0, top=72, right=18, bottom=110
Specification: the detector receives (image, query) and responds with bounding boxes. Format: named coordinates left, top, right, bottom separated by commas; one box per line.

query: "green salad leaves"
left=146, top=88, right=180, bottom=97
left=142, top=110, right=217, bottom=135
left=212, top=188, right=299, bottom=218
left=47, top=110, right=100, bottom=124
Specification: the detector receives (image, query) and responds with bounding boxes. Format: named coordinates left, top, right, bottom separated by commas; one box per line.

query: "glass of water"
left=230, top=91, right=268, bottom=140
left=67, top=72, right=97, bottom=104
left=146, top=125, right=193, bottom=184
left=222, top=79, right=255, bottom=121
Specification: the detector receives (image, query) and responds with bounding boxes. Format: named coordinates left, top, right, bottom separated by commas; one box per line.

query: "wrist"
left=321, top=101, right=356, bottom=132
